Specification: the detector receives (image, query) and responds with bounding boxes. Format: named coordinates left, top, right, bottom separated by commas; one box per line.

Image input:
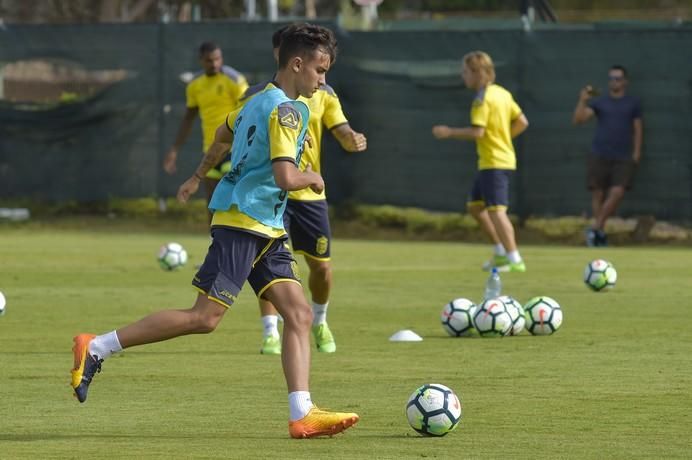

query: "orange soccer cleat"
left=289, top=407, right=359, bottom=439
left=71, top=334, right=102, bottom=403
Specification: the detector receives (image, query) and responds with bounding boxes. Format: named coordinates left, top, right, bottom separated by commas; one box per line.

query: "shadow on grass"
left=0, top=432, right=422, bottom=442
left=0, top=433, right=215, bottom=442
left=420, top=334, right=537, bottom=340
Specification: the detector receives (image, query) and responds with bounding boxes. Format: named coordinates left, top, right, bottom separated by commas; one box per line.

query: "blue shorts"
left=284, top=199, right=331, bottom=260
left=467, top=169, right=513, bottom=211
left=192, top=227, right=301, bottom=308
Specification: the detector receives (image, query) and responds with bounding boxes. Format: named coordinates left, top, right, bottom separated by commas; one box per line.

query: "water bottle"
left=484, top=267, right=502, bottom=300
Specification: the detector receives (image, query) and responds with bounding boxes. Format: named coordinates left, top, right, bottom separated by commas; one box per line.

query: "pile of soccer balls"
left=440, top=259, right=616, bottom=338
left=441, top=295, right=562, bottom=337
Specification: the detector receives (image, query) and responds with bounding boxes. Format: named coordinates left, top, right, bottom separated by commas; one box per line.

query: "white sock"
left=507, top=250, right=522, bottom=264
left=288, top=391, right=314, bottom=421
left=261, top=315, right=279, bottom=338
left=312, top=302, right=328, bottom=326
left=494, top=244, right=506, bottom=256
left=88, top=331, right=122, bottom=360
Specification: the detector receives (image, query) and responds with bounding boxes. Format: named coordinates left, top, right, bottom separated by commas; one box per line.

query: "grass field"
left=1, top=225, right=691, bottom=459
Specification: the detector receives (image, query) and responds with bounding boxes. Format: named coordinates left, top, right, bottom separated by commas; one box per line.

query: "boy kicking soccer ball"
left=71, top=24, right=358, bottom=439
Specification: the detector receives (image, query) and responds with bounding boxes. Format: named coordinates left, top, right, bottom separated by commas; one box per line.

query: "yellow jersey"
left=186, top=65, right=249, bottom=152
left=470, top=84, right=523, bottom=170
left=238, top=81, right=348, bottom=200
left=212, top=83, right=306, bottom=239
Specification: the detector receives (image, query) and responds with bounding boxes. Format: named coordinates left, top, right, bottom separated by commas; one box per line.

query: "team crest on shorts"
left=315, top=236, right=328, bottom=255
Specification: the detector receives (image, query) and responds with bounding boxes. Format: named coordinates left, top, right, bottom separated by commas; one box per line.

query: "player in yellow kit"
left=241, top=26, right=367, bottom=355
left=163, top=41, right=248, bottom=222
left=433, top=51, right=529, bottom=272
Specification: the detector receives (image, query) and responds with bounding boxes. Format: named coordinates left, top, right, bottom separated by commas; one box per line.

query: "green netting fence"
left=1, top=21, right=690, bottom=220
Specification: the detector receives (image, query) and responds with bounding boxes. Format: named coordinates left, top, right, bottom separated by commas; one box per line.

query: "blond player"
left=433, top=51, right=529, bottom=272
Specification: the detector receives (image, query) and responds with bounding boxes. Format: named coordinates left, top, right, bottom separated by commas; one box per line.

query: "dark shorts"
left=587, top=156, right=636, bottom=191
left=192, top=227, right=301, bottom=307
left=467, top=169, right=513, bottom=210
left=284, top=199, right=331, bottom=260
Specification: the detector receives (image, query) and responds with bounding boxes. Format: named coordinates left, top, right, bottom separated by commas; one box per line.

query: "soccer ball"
left=406, top=383, right=462, bottom=436
left=583, top=259, right=617, bottom=291
left=157, top=242, right=188, bottom=271
left=440, top=298, right=477, bottom=337
left=499, top=295, right=525, bottom=335
left=524, top=296, right=563, bottom=335
left=473, top=298, right=513, bottom=337
left=0, top=291, right=6, bottom=316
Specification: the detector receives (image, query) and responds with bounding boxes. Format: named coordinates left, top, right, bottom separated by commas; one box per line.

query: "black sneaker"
left=595, top=230, right=608, bottom=247
left=71, top=334, right=103, bottom=403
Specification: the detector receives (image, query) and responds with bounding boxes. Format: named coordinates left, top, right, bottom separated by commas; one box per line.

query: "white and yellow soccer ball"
left=0, top=290, right=6, bottom=316
left=499, top=295, right=525, bottom=335
left=440, top=298, right=477, bottom=337
left=157, top=242, right=188, bottom=271
left=583, top=259, right=617, bottom=291
left=524, top=296, right=563, bottom=335
left=406, top=383, right=462, bottom=437
left=473, top=298, right=513, bottom=337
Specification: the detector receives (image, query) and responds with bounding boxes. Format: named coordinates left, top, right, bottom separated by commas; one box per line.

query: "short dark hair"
left=277, top=23, right=337, bottom=69
left=272, top=25, right=290, bottom=49
left=610, top=65, right=628, bottom=78
left=199, top=41, right=220, bottom=56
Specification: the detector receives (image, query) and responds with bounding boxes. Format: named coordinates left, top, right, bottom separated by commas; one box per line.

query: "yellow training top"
left=212, top=83, right=306, bottom=239
left=470, top=83, right=523, bottom=170
left=237, top=81, right=348, bottom=200
left=186, top=65, right=249, bottom=152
